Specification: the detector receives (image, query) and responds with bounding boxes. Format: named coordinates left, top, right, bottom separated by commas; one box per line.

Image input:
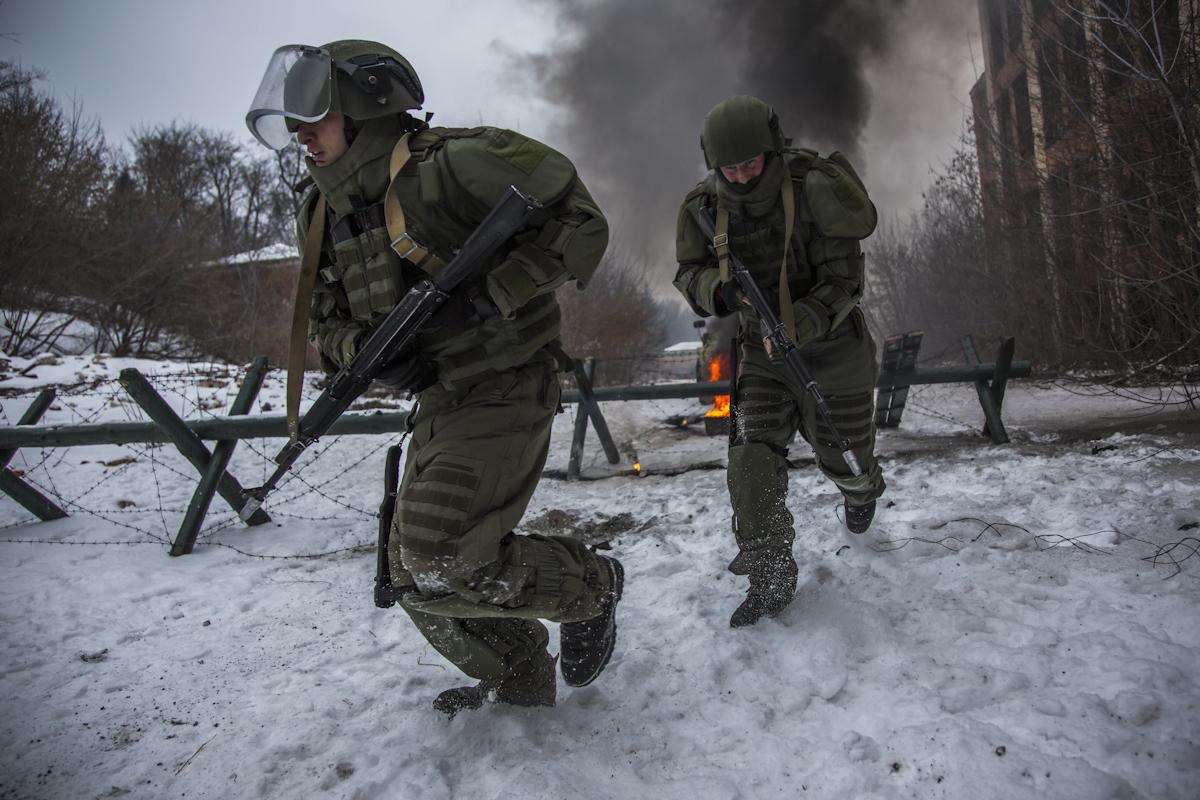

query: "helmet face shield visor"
left=246, top=45, right=332, bottom=150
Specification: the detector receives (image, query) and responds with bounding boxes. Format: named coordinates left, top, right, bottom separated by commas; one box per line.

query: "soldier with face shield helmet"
left=247, top=41, right=622, bottom=717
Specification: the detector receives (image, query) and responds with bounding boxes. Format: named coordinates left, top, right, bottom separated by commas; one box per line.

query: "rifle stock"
left=240, top=185, right=543, bottom=520
left=695, top=204, right=863, bottom=477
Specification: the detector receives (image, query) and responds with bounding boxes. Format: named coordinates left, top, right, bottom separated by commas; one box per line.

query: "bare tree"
left=68, top=122, right=298, bottom=359
left=0, top=62, right=107, bottom=356
left=865, top=120, right=1028, bottom=360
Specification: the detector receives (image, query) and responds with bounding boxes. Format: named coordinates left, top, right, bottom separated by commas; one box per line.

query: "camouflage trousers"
left=387, top=356, right=615, bottom=685
left=727, top=312, right=886, bottom=585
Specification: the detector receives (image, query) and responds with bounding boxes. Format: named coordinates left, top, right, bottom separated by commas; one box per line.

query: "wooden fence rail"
left=0, top=334, right=1030, bottom=553
left=0, top=363, right=1030, bottom=451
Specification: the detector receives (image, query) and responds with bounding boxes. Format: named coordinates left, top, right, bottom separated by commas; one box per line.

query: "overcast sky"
left=0, top=0, right=559, bottom=146
left=2, top=0, right=984, bottom=268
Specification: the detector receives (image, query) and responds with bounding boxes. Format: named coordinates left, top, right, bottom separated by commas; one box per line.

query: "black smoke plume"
left=526, top=0, right=911, bottom=276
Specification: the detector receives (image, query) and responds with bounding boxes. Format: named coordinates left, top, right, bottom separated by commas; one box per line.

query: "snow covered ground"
left=1, top=354, right=1198, bottom=800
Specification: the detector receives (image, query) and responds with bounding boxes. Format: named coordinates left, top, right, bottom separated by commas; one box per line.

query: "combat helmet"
left=700, top=95, right=784, bottom=169
left=246, top=40, right=424, bottom=150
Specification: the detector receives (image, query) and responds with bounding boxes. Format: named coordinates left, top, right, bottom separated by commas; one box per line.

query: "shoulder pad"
left=677, top=176, right=715, bottom=240
left=414, top=125, right=489, bottom=151
left=684, top=174, right=714, bottom=207
left=783, top=147, right=818, bottom=180
left=440, top=127, right=578, bottom=208
left=802, top=151, right=877, bottom=239
left=676, top=179, right=714, bottom=258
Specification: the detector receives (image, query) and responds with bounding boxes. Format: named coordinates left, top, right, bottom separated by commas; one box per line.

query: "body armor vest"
left=725, top=206, right=813, bottom=313
left=304, top=125, right=563, bottom=389
left=699, top=149, right=819, bottom=333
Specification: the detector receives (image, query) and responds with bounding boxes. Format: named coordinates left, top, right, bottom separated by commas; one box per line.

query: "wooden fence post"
left=568, top=359, right=596, bottom=480
left=118, top=368, right=271, bottom=527
left=874, top=331, right=924, bottom=428
left=170, top=357, right=270, bottom=556
left=961, top=335, right=1010, bottom=444
left=568, top=358, right=621, bottom=479
left=987, top=337, right=1016, bottom=441
left=0, top=389, right=67, bottom=521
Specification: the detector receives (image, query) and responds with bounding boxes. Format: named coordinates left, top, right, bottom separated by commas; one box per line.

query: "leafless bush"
left=557, top=243, right=674, bottom=384
left=865, top=121, right=1029, bottom=360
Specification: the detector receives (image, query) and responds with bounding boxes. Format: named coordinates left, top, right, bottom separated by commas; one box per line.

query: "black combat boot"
left=432, top=650, right=557, bottom=719
left=560, top=555, right=624, bottom=687
left=729, top=575, right=796, bottom=628
left=845, top=499, right=877, bottom=534
left=729, top=547, right=797, bottom=628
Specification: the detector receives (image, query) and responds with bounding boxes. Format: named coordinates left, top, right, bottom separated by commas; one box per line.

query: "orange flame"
left=705, top=395, right=730, bottom=418
left=705, top=354, right=731, bottom=418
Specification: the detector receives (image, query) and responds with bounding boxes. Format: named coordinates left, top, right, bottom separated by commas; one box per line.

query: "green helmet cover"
left=700, top=95, right=784, bottom=168
left=321, top=39, right=424, bottom=121
left=246, top=40, right=423, bottom=149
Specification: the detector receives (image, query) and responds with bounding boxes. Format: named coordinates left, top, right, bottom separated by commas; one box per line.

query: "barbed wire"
left=0, top=537, right=166, bottom=547
left=15, top=471, right=170, bottom=543
left=1140, top=536, right=1200, bottom=579
left=198, top=540, right=374, bottom=560
left=1047, top=377, right=1199, bottom=408
left=873, top=516, right=1195, bottom=580
left=5, top=363, right=1196, bottom=576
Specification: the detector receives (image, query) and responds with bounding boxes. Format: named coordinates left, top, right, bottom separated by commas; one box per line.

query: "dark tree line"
left=0, top=61, right=301, bottom=360
left=0, top=60, right=672, bottom=370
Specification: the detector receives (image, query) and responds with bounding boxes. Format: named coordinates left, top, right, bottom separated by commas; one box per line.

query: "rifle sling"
left=715, top=206, right=731, bottom=283
left=714, top=171, right=797, bottom=342
left=286, top=194, right=327, bottom=441
left=385, top=133, right=446, bottom=274
left=778, top=173, right=796, bottom=343
left=285, top=133, right=448, bottom=441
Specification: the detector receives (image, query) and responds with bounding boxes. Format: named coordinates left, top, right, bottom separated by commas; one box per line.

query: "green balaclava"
left=307, top=115, right=407, bottom=216
left=701, top=95, right=787, bottom=218
left=307, top=40, right=426, bottom=207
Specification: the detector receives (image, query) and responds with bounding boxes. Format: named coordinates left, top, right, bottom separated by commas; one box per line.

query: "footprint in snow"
left=841, top=730, right=881, bottom=762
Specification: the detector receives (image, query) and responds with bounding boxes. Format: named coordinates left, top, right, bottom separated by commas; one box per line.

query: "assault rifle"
left=240, top=185, right=544, bottom=521
left=695, top=204, right=863, bottom=477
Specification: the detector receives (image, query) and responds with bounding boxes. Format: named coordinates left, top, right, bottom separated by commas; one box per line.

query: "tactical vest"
left=700, top=149, right=820, bottom=325
left=301, top=126, right=568, bottom=389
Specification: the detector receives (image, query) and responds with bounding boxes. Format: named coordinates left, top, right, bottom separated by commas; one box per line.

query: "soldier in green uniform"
left=674, top=95, right=886, bottom=628
left=246, top=41, right=623, bottom=716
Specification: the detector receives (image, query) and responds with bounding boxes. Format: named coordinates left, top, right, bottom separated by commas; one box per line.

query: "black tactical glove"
left=374, top=347, right=435, bottom=393
left=717, top=281, right=746, bottom=315
left=425, top=278, right=500, bottom=334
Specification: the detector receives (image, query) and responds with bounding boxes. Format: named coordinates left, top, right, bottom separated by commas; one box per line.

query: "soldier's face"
left=719, top=153, right=766, bottom=184
left=296, top=112, right=349, bottom=167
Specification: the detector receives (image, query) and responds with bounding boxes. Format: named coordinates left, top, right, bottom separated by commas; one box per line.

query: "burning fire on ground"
left=705, top=353, right=731, bottom=419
